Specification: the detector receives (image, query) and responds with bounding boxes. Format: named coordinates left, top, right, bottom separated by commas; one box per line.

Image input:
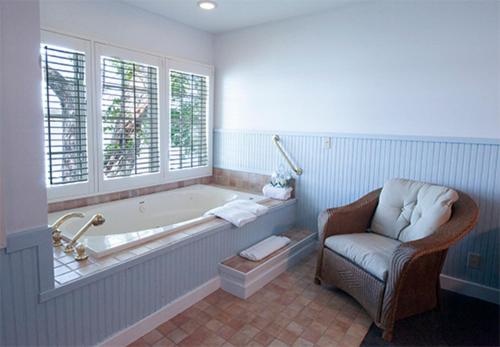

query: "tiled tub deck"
left=51, top=198, right=286, bottom=286
left=49, top=190, right=372, bottom=347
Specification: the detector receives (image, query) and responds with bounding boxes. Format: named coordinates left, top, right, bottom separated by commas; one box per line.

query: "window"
left=95, top=44, right=164, bottom=191
left=42, top=31, right=213, bottom=202
left=42, top=44, right=88, bottom=186
left=41, top=32, right=94, bottom=200
left=100, top=56, right=159, bottom=178
left=169, top=70, right=209, bottom=170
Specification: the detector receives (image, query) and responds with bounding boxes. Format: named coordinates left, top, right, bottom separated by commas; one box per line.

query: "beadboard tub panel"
left=0, top=202, right=296, bottom=346
left=214, top=129, right=500, bottom=289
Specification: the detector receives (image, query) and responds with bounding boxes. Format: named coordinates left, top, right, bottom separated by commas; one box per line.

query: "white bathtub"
left=48, top=185, right=265, bottom=258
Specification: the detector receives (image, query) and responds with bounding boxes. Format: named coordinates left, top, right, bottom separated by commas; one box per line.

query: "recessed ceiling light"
left=197, top=0, right=217, bottom=10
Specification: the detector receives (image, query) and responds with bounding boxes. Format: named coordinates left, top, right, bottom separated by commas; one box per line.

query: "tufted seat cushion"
left=324, top=233, right=401, bottom=281
left=370, top=178, right=459, bottom=242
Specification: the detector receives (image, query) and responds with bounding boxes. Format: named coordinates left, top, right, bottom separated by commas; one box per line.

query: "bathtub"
left=48, top=185, right=266, bottom=258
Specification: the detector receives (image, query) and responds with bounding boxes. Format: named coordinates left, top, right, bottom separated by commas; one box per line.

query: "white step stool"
left=219, top=229, right=316, bottom=299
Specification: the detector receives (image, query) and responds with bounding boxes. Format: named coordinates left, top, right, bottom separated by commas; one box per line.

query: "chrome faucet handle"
left=50, top=212, right=85, bottom=247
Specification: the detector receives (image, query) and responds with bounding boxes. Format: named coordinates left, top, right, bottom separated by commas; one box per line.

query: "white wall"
left=0, top=0, right=47, bottom=242
left=40, top=0, right=213, bottom=64
left=214, top=0, right=500, bottom=139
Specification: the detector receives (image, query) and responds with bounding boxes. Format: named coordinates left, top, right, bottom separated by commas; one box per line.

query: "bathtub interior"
left=48, top=184, right=266, bottom=257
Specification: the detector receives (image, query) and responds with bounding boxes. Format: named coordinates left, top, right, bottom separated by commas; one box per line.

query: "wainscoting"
left=214, top=129, right=500, bottom=293
left=0, top=202, right=296, bottom=346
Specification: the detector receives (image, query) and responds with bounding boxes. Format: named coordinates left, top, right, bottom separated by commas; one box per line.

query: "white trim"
left=99, top=276, right=221, bottom=347
left=47, top=172, right=212, bottom=203
left=41, top=30, right=90, bottom=52
left=166, top=60, right=214, bottom=181
left=94, top=43, right=164, bottom=193
left=440, top=274, right=500, bottom=305
left=40, top=31, right=96, bottom=201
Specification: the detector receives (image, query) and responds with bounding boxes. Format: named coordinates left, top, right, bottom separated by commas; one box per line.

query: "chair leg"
left=314, top=246, right=324, bottom=286
left=382, top=326, right=394, bottom=342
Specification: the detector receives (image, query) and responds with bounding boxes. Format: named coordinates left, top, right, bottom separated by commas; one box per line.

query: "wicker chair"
left=314, top=181, right=479, bottom=341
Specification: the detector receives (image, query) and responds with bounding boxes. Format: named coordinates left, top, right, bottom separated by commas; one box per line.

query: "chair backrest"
left=370, top=178, right=459, bottom=242
left=415, top=190, right=479, bottom=251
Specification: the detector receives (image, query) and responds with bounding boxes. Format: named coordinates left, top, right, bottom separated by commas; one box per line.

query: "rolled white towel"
left=225, top=199, right=269, bottom=216
left=204, top=206, right=257, bottom=227
left=240, top=235, right=291, bottom=261
left=262, top=184, right=293, bottom=201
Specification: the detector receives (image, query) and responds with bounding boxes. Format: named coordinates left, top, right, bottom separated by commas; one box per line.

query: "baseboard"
left=99, top=276, right=221, bottom=347
left=440, top=274, right=499, bottom=305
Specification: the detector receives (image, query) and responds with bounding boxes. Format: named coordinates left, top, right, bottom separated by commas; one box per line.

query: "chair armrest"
left=318, top=188, right=381, bottom=244
left=315, top=188, right=381, bottom=284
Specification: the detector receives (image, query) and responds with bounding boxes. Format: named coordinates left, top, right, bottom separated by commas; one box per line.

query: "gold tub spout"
left=64, top=213, right=105, bottom=254
left=50, top=212, right=85, bottom=247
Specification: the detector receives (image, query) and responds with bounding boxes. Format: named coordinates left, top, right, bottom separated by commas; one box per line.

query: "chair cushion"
left=370, top=178, right=459, bottom=242
left=324, top=233, right=401, bottom=281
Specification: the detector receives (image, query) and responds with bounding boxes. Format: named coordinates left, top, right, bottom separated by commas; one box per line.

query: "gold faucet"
left=64, top=213, right=105, bottom=255
left=50, top=212, right=85, bottom=247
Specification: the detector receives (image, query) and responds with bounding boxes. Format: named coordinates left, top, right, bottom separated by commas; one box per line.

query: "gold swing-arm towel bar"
left=272, top=134, right=303, bottom=176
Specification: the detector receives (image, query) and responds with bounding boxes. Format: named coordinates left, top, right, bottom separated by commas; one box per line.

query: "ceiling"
left=121, top=0, right=356, bottom=34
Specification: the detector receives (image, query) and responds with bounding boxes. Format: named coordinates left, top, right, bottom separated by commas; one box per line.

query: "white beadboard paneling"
left=0, top=203, right=296, bottom=346
left=214, top=129, right=500, bottom=289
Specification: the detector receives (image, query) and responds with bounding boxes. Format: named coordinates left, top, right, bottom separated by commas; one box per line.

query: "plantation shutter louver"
left=42, top=45, right=88, bottom=185
left=101, top=57, right=159, bottom=178
left=169, top=70, right=208, bottom=170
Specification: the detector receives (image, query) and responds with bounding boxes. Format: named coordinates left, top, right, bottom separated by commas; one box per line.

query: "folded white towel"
left=240, top=235, right=291, bottom=261
left=225, top=199, right=269, bottom=216
left=205, top=205, right=257, bottom=227
left=262, top=184, right=293, bottom=201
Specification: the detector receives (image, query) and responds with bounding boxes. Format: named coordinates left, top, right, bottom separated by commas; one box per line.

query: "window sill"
left=48, top=173, right=213, bottom=211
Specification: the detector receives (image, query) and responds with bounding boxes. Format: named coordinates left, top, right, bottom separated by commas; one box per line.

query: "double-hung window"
left=41, top=31, right=213, bottom=202
left=41, top=32, right=94, bottom=199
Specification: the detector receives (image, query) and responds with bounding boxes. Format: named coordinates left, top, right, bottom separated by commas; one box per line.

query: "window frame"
left=41, top=31, right=96, bottom=201
left=95, top=43, right=165, bottom=193
left=166, top=59, right=213, bottom=182
left=42, top=30, right=214, bottom=203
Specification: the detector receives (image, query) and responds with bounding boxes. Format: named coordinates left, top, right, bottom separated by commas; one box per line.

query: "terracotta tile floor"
left=128, top=253, right=372, bottom=347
